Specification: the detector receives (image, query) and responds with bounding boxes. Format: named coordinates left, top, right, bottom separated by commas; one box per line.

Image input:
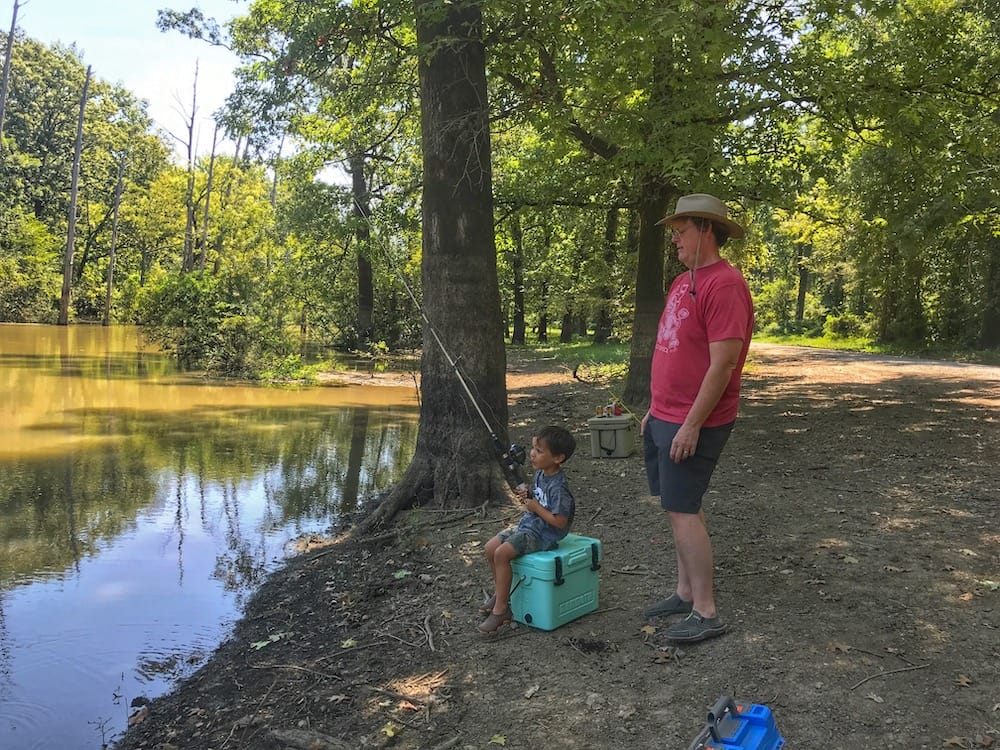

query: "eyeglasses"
left=670, top=225, right=697, bottom=240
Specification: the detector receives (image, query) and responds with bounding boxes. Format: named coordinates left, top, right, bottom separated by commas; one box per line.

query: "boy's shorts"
left=643, top=416, right=734, bottom=514
left=497, top=526, right=545, bottom=556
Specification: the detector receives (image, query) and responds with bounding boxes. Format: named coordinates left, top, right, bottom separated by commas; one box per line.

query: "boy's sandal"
left=478, top=606, right=513, bottom=636
left=478, top=593, right=496, bottom=616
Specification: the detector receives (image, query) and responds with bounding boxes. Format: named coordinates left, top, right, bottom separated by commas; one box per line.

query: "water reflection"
left=0, top=324, right=417, bottom=750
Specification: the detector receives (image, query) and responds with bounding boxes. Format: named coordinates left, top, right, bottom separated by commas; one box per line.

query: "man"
left=640, top=193, right=754, bottom=643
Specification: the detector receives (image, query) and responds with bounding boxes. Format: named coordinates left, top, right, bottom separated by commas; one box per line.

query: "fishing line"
left=352, top=200, right=528, bottom=492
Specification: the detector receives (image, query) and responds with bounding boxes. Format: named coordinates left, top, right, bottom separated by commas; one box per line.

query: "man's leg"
left=669, top=509, right=716, bottom=618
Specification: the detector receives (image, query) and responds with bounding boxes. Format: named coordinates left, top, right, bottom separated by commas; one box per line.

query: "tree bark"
left=354, top=0, right=507, bottom=534
left=620, top=174, right=672, bottom=407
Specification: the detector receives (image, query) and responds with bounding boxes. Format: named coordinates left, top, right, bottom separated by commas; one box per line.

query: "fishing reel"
left=508, top=443, right=527, bottom=467
left=494, top=440, right=528, bottom=492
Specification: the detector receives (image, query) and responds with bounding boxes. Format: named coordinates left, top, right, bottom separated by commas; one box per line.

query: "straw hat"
left=656, top=193, right=745, bottom=239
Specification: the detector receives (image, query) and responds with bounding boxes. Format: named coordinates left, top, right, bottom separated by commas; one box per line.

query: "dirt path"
left=116, top=344, right=1000, bottom=750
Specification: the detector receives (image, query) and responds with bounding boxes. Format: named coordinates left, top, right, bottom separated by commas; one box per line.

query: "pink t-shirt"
left=649, top=260, right=754, bottom=427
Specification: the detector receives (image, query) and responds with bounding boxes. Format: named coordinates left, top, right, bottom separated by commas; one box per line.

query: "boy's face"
left=529, top=436, right=564, bottom=474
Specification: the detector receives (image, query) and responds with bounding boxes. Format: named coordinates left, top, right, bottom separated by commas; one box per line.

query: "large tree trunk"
left=355, top=0, right=507, bottom=534
left=620, top=175, right=673, bottom=407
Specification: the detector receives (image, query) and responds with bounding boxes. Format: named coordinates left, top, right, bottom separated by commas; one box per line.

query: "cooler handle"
left=590, top=542, right=601, bottom=571
left=553, top=557, right=564, bottom=586
left=685, top=696, right=740, bottom=750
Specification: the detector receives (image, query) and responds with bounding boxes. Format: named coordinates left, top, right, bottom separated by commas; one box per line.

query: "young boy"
left=478, top=425, right=576, bottom=636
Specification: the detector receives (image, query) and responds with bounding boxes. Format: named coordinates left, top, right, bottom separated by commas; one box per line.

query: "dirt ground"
left=115, top=344, right=1000, bottom=750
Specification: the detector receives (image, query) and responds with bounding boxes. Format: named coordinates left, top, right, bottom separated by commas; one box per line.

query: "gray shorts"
left=643, top=416, right=733, bottom=514
left=497, top=526, right=545, bottom=556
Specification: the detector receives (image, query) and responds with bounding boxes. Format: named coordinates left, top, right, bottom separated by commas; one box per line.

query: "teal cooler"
left=509, top=533, right=602, bottom=630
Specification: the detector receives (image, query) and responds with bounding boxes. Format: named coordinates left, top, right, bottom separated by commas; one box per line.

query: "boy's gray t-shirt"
left=516, top=469, right=575, bottom=549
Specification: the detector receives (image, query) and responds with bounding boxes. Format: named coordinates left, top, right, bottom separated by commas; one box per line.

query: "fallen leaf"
left=639, top=625, right=656, bottom=636
left=341, top=638, right=357, bottom=649
left=489, top=734, right=507, bottom=745
left=959, top=592, right=975, bottom=602
left=381, top=722, right=400, bottom=738
left=977, top=579, right=1000, bottom=592
left=842, top=555, right=860, bottom=564
left=943, top=738, right=968, bottom=748
left=867, top=692, right=884, bottom=703
left=441, top=610, right=453, bottom=619
left=327, top=694, right=349, bottom=703
left=830, top=642, right=851, bottom=654
left=956, top=674, right=973, bottom=687
left=393, top=569, right=412, bottom=579
left=959, top=549, right=979, bottom=557
left=524, top=684, right=540, bottom=699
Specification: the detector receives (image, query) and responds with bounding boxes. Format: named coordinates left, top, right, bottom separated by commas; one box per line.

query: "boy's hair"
left=536, top=425, right=576, bottom=463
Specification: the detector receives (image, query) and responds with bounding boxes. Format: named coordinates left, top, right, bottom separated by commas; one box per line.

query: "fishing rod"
left=353, top=201, right=527, bottom=492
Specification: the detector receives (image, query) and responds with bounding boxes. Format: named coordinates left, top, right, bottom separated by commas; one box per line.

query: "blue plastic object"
left=687, top=696, right=785, bottom=750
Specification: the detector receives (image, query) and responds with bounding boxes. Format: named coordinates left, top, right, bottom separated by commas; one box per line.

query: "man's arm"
left=670, top=337, right=743, bottom=462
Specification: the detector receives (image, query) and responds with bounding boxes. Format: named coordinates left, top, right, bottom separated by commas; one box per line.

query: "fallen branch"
left=850, top=663, right=930, bottom=690
left=424, top=613, right=436, bottom=652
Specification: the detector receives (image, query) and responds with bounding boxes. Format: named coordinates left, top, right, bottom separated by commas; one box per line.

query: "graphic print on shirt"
left=655, top=281, right=692, bottom=354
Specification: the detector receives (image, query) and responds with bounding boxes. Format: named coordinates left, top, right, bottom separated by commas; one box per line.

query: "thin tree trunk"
left=510, top=214, right=526, bottom=345
left=355, top=0, right=506, bottom=534
left=58, top=65, right=90, bottom=326
left=199, top=123, right=218, bottom=271
left=795, top=245, right=809, bottom=322
left=103, top=157, right=126, bottom=326
left=592, top=208, right=619, bottom=344
left=351, top=152, right=374, bottom=348
left=182, top=62, right=199, bottom=273
left=0, top=0, right=19, bottom=145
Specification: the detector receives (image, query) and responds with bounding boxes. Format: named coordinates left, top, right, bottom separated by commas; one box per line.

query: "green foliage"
left=0, top=208, right=61, bottom=322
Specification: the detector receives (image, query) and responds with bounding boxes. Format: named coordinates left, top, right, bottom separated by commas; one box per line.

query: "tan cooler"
left=587, top=414, right=635, bottom=458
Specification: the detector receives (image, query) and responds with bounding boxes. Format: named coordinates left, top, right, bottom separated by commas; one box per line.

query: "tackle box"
left=586, top=414, right=635, bottom=458
left=687, top=696, right=785, bottom=750
left=509, top=533, right=602, bottom=630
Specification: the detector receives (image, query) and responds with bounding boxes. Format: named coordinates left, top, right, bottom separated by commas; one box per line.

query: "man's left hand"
left=670, top=424, right=700, bottom=463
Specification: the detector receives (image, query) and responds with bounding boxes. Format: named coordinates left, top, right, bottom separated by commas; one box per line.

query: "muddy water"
left=0, top=324, right=417, bottom=750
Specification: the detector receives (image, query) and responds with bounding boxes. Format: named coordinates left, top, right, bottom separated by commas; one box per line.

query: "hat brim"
left=656, top=210, right=745, bottom=239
